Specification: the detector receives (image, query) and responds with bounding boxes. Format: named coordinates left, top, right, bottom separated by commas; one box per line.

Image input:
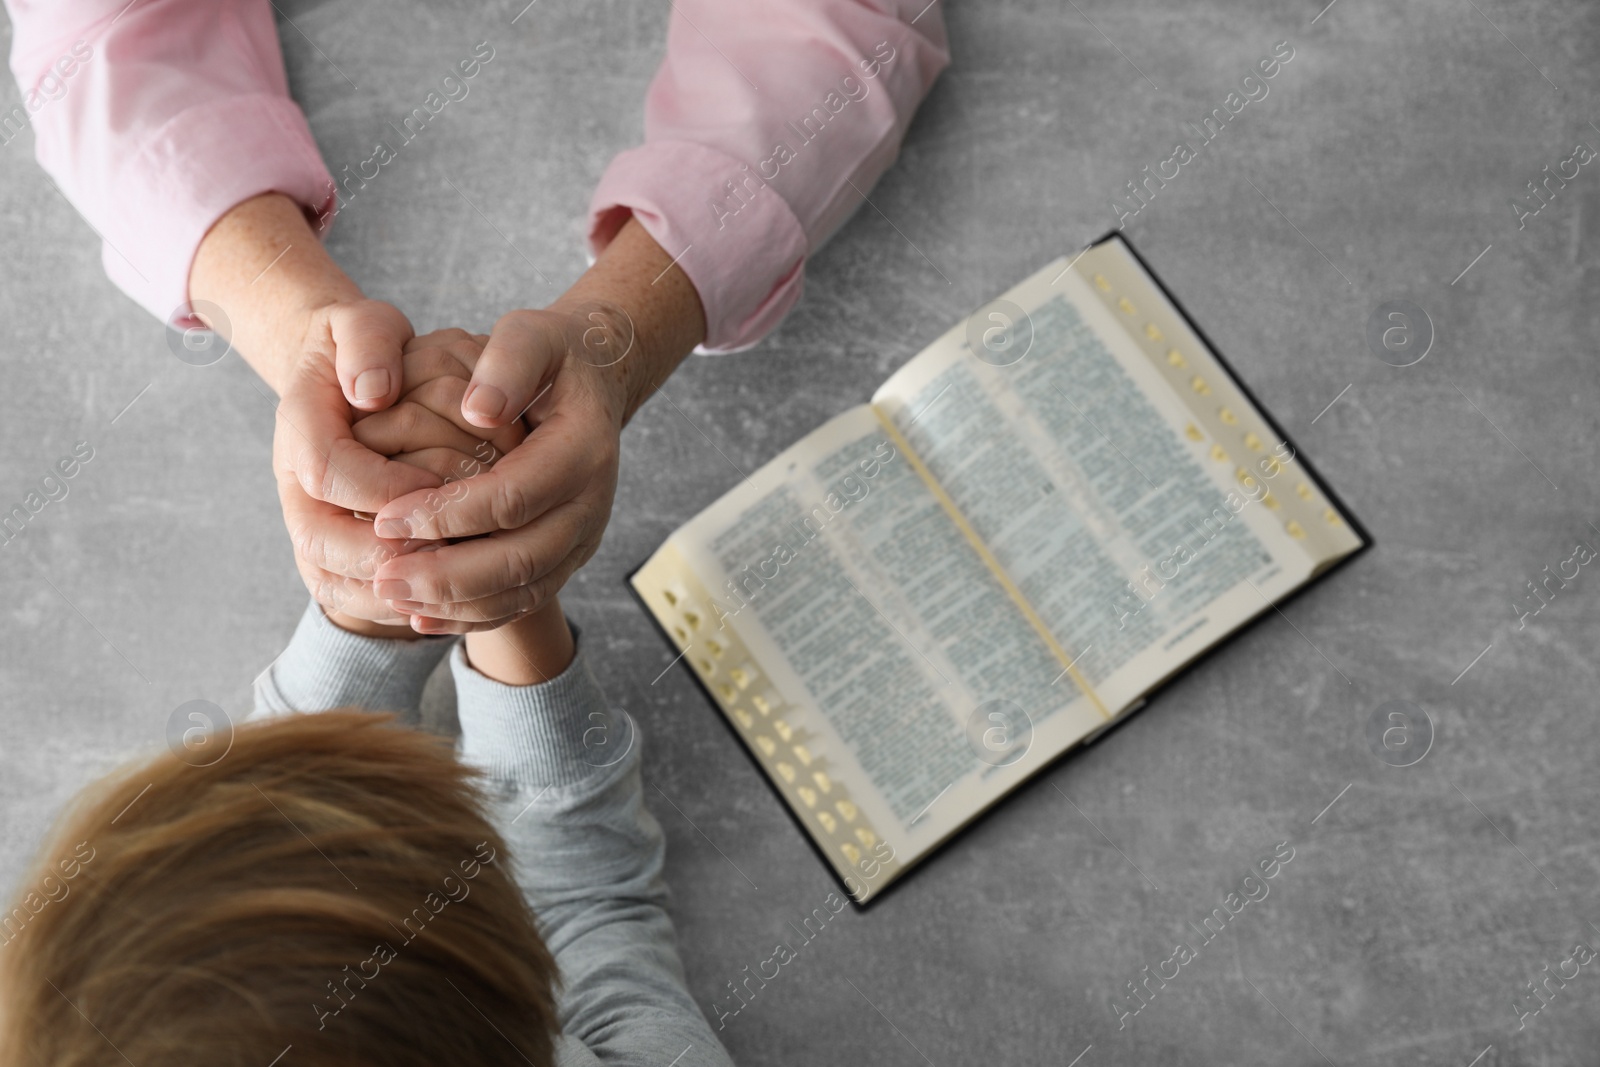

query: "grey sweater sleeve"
left=251, top=600, right=734, bottom=1067
left=450, top=639, right=735, bottom=1067
left=251, top=600, right=456, bottom=720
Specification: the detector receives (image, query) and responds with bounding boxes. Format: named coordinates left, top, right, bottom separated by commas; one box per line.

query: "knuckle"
left=319, top=579, right=355, bottom=614
left=287, top=520, right=323, bottom=566
left=521, top=576, right=552, bottom=614
left=568, top=499, right=608, bottom=554
left=416, top=568, right=465, bottom=606
left=393, top=402, right=422, bottom=440
left=403, top=501, right=441, bottom=539
left=446, top=447, right=485, bottom=482
left=353, top=542, right=394, bottom=580
left=447, top=338, right=484, bottom=371
left=570, top=533, right=601, bottom=574
left=504, top=540, right=544, bottom=589
left=309, top=566, right=354, bottom=612
left=422, top=374, right=469, bottom=412
left=350, top=414, right=387, bottom=451
left=404, top=568, right=444, bottom=605
left=489, top=477, right=534, bottom=530
left=316, top=446, right=351, bottom=502
left=441, top=574, right=471, bottom=603
left=495, top=308, right=540, bottom=335
left=317, top=465, right=339, bottom=502
left=285, top=439, right=328, bottom=496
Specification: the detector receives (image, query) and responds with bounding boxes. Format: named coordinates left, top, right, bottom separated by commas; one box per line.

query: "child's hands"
left=353, top=329, right=527, bottom=487
left=345, top=329, right=528, bottom=634
left=352, top=327, right=575, bottom=674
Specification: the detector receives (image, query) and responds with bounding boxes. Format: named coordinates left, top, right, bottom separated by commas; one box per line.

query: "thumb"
left=331, top=300, right=412, bottom=412
left=462, top=309, right=567, bottom=429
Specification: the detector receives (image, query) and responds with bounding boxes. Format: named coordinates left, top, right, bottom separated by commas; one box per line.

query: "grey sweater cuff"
left=451, top=625, right=635, bottom=789
left=253, top=600, right=457, bottom=719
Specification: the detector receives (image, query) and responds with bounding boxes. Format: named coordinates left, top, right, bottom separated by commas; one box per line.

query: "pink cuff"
left=101, top=92, right=335, bottom=326
left=588, top=139, right=809, bottom=353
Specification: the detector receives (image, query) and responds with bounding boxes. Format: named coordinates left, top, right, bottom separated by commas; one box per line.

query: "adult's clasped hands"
left=274, top=301, right=628, bottom=635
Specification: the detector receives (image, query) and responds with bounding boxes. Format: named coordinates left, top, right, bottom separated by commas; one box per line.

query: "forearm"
left=450, top=628, right=733, bottom=1065
left=6, top=0, right=334, bottom=323
left=188, top=193, right=365, bottom=395
left=549, top=216, right=706, bottom=424
left=462, top=597, right=575, bottom=686
left=585, top=0, right=950, bottom=351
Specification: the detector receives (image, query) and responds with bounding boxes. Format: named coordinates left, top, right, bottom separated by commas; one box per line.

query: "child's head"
left=0, top=711, right=560, bottom=1066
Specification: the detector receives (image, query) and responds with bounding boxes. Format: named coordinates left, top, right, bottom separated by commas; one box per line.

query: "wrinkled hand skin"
left=363, top=310, right=630, bottom=637
left=269, top=300, right=443, bottom=628
left=332, top=218, right=701, bottom=636
left=310, top=328, right=519, bottom=623
left=341, top=329, right=529, bottom=632
left=354, top=329, right=526, bottom=487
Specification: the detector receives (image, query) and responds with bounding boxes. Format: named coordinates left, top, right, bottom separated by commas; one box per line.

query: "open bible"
left=630, top=234, right=1366, bottom=903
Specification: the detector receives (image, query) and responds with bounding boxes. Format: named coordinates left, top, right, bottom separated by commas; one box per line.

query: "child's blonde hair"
left=0, top=711, right=559, bottom=1066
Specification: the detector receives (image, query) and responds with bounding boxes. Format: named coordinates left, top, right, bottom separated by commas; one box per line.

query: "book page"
left=632, top=405, right=1106, bottom=899
left=872, top=243, right=1356, bottom=713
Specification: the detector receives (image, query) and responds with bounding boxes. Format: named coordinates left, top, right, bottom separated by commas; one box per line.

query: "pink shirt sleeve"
left=3, top=0, right=335, bottom=326
left=587, top=0, right=950, bottom=353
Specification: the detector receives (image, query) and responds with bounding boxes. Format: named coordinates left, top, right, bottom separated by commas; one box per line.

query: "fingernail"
left=375, top=518, right=413, bottom=539
left=375, top=579, right=412, bottom=600
left=463, top=383, right=507, bottom=421
left=391, top=600, right=425, bottom=612
left=353, top=368, right=390, bottom=401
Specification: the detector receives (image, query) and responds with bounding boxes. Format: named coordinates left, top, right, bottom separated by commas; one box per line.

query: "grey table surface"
left=3, top=1, right=1598, bottom=1064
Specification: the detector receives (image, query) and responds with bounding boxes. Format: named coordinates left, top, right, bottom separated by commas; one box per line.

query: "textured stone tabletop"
left=2, top=1, right=1597, bottom=1064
